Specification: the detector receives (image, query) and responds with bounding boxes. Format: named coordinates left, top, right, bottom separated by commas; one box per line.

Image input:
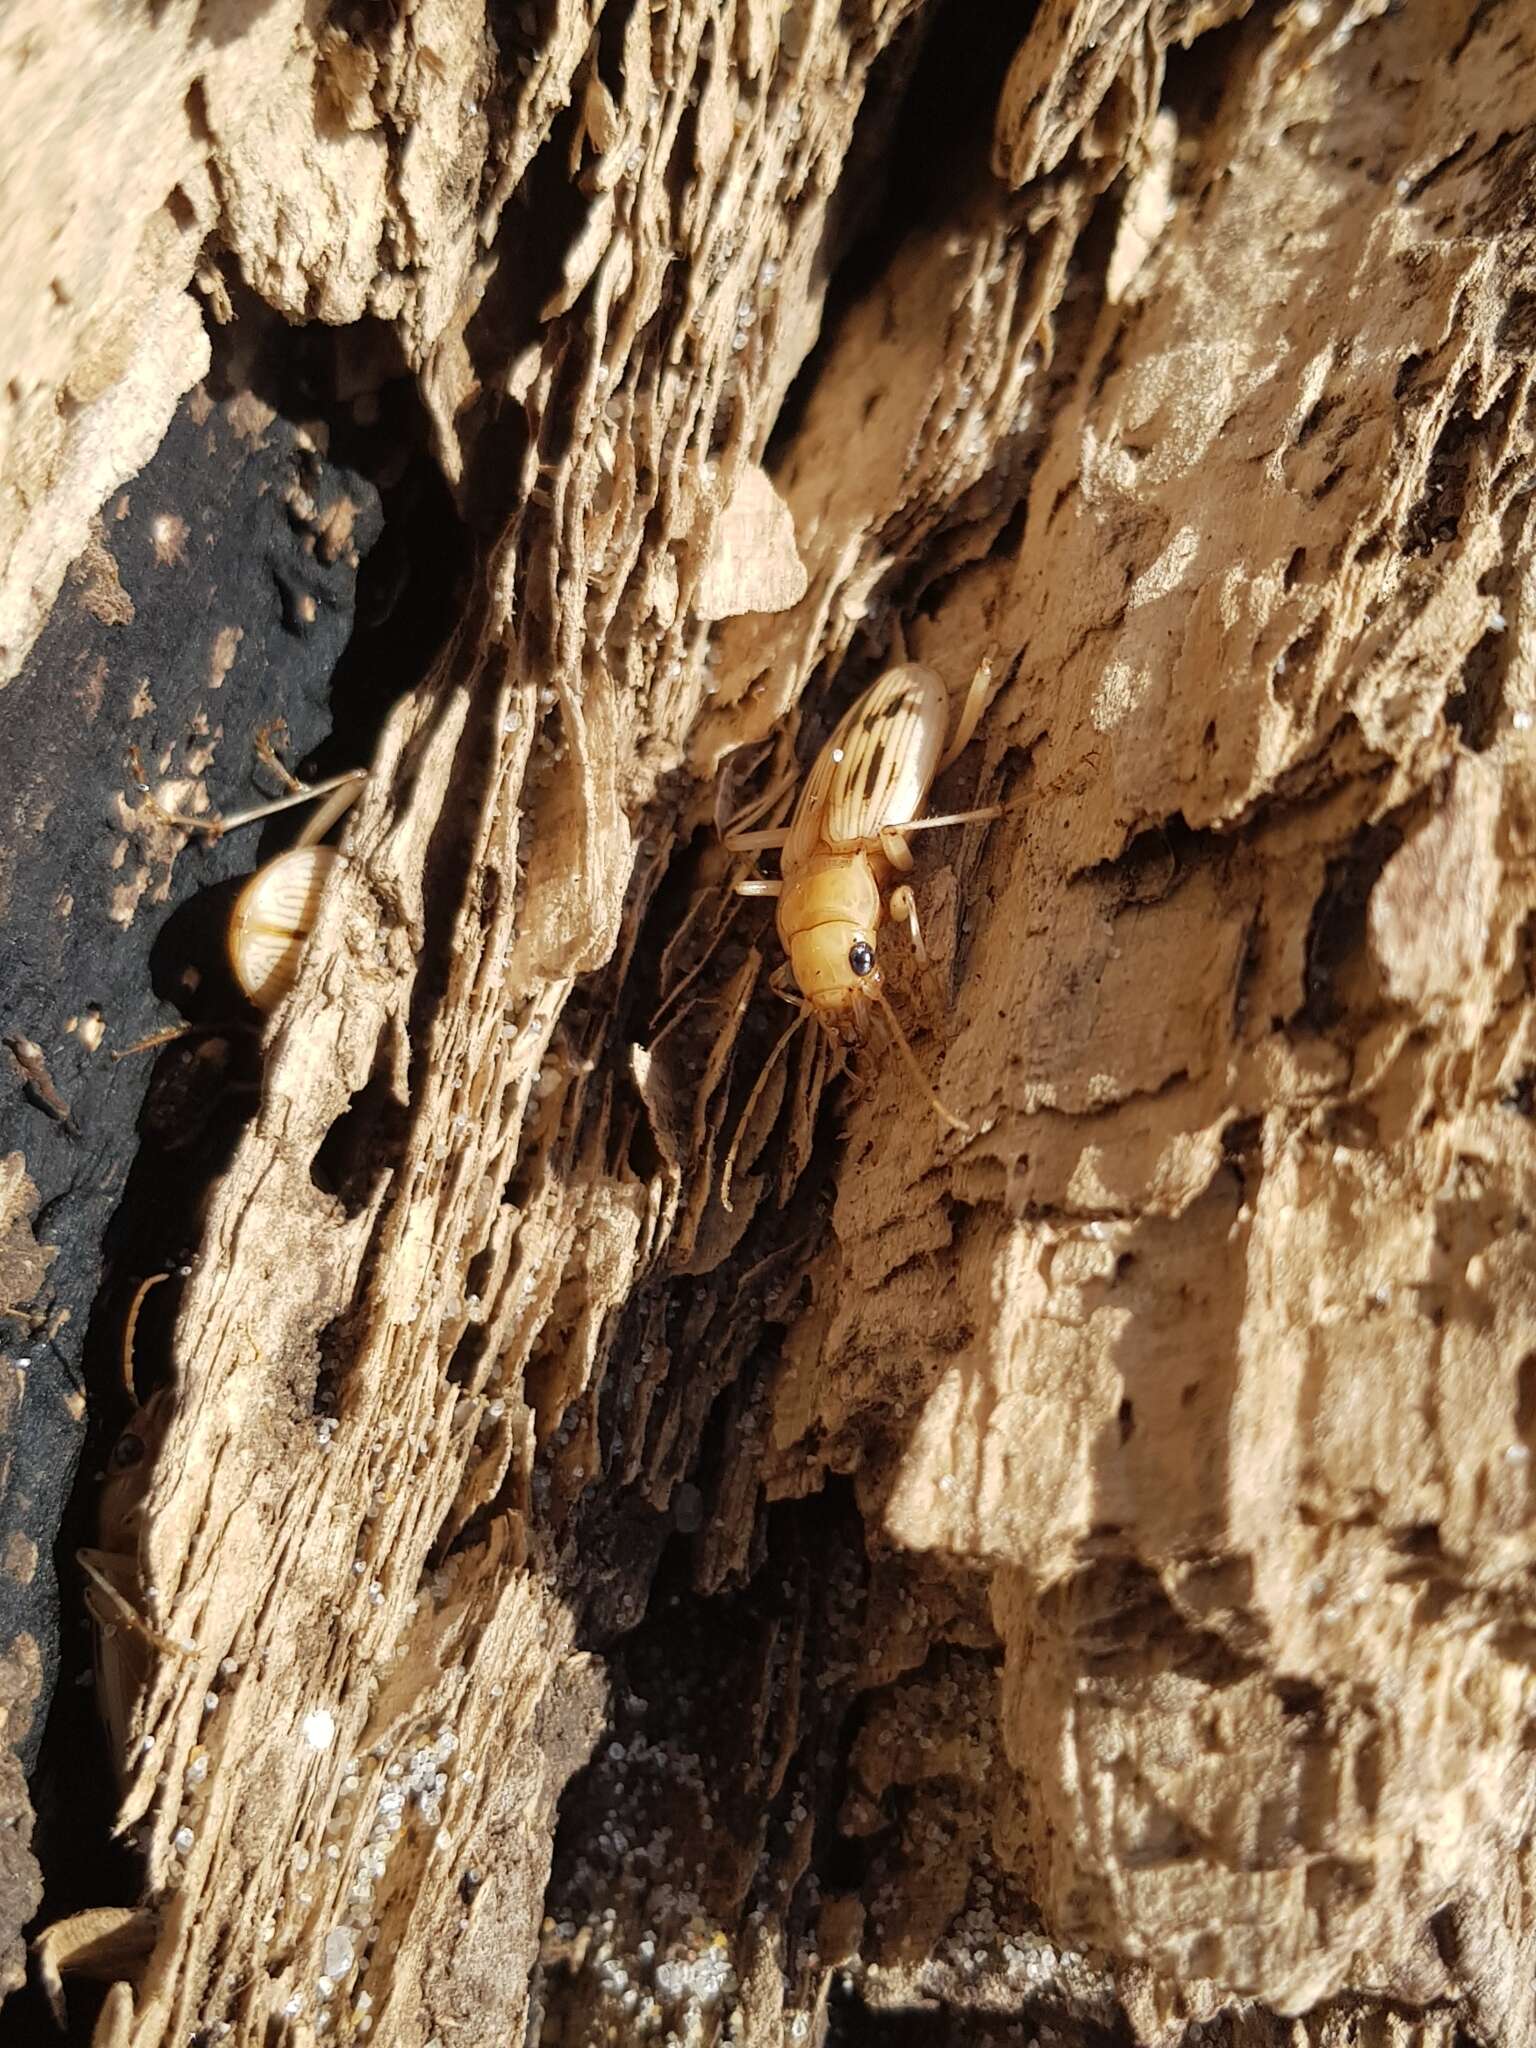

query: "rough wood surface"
left=6, top=0, right=1536, bottom=2044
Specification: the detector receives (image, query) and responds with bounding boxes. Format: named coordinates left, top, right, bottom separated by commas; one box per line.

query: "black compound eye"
left=109, top=1432, right=146, bottom=1472
left=848, top=940, right=875, bottom=978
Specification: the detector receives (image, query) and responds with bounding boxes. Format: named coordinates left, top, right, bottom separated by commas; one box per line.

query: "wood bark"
left=3, top=1, right=1536, bottom=2044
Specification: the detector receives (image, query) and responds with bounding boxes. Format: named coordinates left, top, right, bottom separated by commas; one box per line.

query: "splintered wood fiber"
left=7, top=0, right=1536, bottom=2045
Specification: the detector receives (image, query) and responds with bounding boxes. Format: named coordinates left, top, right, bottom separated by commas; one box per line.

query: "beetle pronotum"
left=721, top=650, right=1002, bottom=1174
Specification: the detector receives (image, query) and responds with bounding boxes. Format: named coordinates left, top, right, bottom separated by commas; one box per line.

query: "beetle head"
left=789, top=922, right=880, bottom=1039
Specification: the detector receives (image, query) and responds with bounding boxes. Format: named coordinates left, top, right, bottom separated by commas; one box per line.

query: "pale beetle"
left=127, top=732, right=367, bottom=1012
left=722, top=644, right=1002, bottom=1160
left=223, top=768, right=366, bottom=1009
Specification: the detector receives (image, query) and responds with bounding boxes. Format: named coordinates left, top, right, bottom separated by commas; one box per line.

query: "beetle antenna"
left=722, top=1007, right=807, bottom=1211
left=873, top=994, right=971, bottom=1135
left=119, top=1271, right=168, bottom=1406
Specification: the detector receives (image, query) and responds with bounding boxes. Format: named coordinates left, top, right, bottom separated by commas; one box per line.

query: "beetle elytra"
left=127, top=731, right=367, bottom=1012
left=223, top=768, right=366, bottom=1010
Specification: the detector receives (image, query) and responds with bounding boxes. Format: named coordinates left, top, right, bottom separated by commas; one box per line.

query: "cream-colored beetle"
left=724, top=651, right=1000, bottom=1133
left=129, top=737, right=367, bottom=1012
left=221, top=768, right=366, bottom=1009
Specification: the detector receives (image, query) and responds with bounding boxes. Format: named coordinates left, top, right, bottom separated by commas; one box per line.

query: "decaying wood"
left=6, top=0, right=1536, bottom=2044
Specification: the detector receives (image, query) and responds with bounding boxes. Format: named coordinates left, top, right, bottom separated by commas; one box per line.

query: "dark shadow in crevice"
left=828, top=1984, right=1132, bottom=2046
left=310, top=1026, right=410, bottom=1220
left=765, top=0, right=1022, bottom=468
left=535, top=1479, right=874, bottom=2027
left=1301, top=819, right=1403, bottom=1031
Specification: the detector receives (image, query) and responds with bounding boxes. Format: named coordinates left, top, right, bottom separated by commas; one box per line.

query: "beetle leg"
left=293, top=771, right=369, bottom=848
left=871, top=994, right=972, bottom=1133
left=722, top=824, right=793, bottom=853
left=213, top=768, right=368, bottom=844
left=880, top=802, right=1003, bottom=836
left=767, top=961, right=801, bottom=1005
left=889, top=885, right=948, bottom=1027
left=888, top=884, right=927, bottom=968
left=719, top=760, right=798, bottom=842
left=938, top=644, right=998, bottom=775
left=734, top=877, right=784, bottom=898
left=78, top=1551, right=195, bottom=1657
left=119, top=1271, right=168, bottom=1405
left=829, top=806, right=997, bottom=864
left=878, top=827, right=915, bottom=874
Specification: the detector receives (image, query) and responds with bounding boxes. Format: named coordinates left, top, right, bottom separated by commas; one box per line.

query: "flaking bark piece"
left=1369, top=756, right=1502, bottom=1010
left=33, top=1906, right=157, bottom=2029
left=695, top=464, right=809, bottom=622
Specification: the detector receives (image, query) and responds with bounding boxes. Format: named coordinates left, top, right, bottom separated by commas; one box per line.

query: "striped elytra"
left=783, top=664, right=948, bottom=867
left=227, top=844, right=339, bottom=1009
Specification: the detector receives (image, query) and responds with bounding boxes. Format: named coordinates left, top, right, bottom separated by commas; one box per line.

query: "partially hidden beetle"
left=224, top=768, right=367, bottom=1009
left=129, top=729, right=366, bottom=1012
left=722, top=650, right=1002, bottom=1155
left=79, top=1386, right=181, bottom=1778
